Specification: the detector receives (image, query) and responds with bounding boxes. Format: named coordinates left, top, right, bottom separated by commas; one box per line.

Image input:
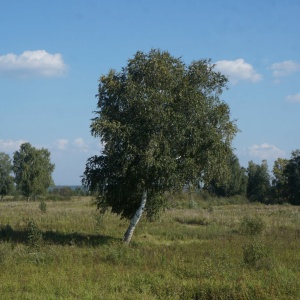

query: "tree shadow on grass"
left=43, top=230, right=119, bottom=246
left=0, top=224, right=119, bottom=247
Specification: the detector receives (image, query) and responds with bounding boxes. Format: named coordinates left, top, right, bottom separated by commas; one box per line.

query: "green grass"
left=0, top=196, right=299, bottom=299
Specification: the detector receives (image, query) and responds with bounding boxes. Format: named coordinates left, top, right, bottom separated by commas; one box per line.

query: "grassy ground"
left=0, top=196, right=299, bottom=299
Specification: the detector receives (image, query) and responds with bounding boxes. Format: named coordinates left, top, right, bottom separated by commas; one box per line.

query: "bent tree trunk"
left=123, top=190, right=147, bottom=243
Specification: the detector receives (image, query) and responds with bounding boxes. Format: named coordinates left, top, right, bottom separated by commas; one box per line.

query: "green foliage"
left=239, top=216, right=266, bottom=236
left=83, top=49, right=237, bottom=225
left=271, top=157, right=289, bottom=203
left=48, top=186, right=74, bottom=200
left=243, top=240, right=272, bottom=270
left=73, top=186, right=88, bottom=196
left=0, top=152, right=14, bottom=200
left=208, top=153, right=248, bottom=197
left=39, top=201, right=47, bottom=213
left=247, top=160, right=271, bottom=203
left=271, top=150, right=300, bottom=205
left=13, top=143, right=55, bottom=201
left=283, top=149, right=300, bottom=205
left=26, top=220, right=43, bottom=248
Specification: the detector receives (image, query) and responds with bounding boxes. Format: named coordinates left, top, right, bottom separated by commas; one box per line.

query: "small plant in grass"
left=27, top=220, right=43, bottom=248
left=39, top=200, right=47, bottom=213
left=239, top=216, right=265, bottom=236
left=243, top=240, right=273, bottom=270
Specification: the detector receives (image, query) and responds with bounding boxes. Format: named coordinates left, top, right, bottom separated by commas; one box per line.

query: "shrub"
left=39, top=201, right=47, bottom=213
left=27, top=220, right=43, bottom=248
left=242, top=240, right=272, bottom=270
left=239, top=216, right=265, bottom=236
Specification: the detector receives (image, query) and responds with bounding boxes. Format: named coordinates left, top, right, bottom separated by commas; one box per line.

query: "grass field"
left=0, top=196, right=299, bottom=299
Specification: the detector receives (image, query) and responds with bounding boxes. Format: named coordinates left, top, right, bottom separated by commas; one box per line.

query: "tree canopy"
left=207, top=153, right=248, bottom=197
left=271, top=157, right=289, bottom=203
left=283, top=150, right=300, bottom=205
left=83, top=49, right=238, bottom=242
left=246, top=160, right=271, bottom=203
left=0, top=152, right=14, bottom=200
left=13, top=143, right=55, bottom=201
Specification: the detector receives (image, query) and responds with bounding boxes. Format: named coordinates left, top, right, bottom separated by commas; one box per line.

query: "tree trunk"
left=123, top=190, right=147, bottom=244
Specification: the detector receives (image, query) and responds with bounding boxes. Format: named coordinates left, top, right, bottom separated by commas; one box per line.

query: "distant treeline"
left=47, top=186, right=89, bottom=200
left=205, top=150, right=300, bottom=205
left=2, top=185, right=88, bottom=201
left=1, top=143, right=300, bottom=205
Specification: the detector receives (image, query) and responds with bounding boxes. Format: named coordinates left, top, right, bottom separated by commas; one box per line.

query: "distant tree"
left=13, top=143, right=55, bottom=201
left=58, top=186, right=73, bottom=198
left=246, top=160, right=271, bottom=203
left=74, top=186, right=88, bottom=196
left=271, top=157, right=289, bottom=203
left=284, top=150, right=300, bottom=205
left=0, top=152, right=14, bottom=200
left=50, top=186, right=74, bottom=199
left=208, top=153, right=248, bottom=197
left=83, top=49, right=238, bottom=243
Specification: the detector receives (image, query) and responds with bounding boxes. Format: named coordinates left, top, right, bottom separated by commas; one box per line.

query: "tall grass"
left=0, top=196, right=299, bottom=299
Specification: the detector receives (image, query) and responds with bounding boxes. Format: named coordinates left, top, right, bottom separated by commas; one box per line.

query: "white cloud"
left=54, top=139, right=69, bottom=150
left=269, top=60, right=300, bottom=77
left=286, top=93, right=300, bottom=103
left=53, top=138, right=98, bottom=153
left=248, top=143, right=285, bottom=160
left=0, top=50, right=67, bottom=78
left=214, top=59, right=262, bottom=84
left=0, top=139, right=27, bottom=153
left=73, top=138, right=89, bottom=152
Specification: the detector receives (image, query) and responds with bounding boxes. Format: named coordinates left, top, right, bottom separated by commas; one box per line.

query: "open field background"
left=0, top=196, right=299, bottom=299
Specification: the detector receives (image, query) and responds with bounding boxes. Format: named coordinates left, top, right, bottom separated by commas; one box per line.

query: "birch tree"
left=13, top=143, right=55, bottom=201
left=83, top=49, right=238, bottom=243
left=208, top=153, right=248, bottom=197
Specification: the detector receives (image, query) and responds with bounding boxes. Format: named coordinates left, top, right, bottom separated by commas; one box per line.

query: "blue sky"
left=1, top=0, right=300, bottom=185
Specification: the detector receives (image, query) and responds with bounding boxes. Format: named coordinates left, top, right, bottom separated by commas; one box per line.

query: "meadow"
left=0, top=195, right=299, bottom=299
